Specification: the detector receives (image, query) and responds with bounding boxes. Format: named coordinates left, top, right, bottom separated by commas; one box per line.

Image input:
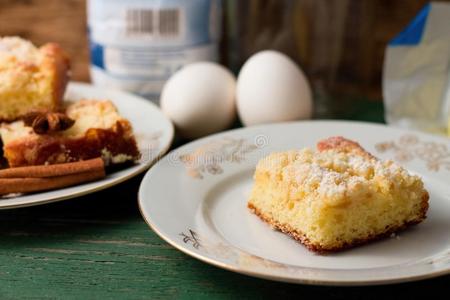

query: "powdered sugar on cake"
left=248, top=136, right=429, bottom=252
left=257, top=145, right=421, bottom=208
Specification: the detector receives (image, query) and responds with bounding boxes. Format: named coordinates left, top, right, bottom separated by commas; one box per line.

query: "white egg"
left=161, top=62, right=236, bottom=139
left=236, top=50, right=313, bottom=126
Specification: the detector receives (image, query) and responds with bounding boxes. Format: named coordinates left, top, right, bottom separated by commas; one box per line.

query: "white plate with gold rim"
left=0, top=82, right=174, bottom=209
left=139, top=120, right=450, bottom=285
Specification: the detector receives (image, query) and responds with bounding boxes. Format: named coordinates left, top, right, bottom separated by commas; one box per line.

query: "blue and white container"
left=88, top=0, right=222, bottom=103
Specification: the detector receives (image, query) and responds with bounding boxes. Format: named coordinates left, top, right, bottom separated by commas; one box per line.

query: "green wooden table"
left=0, top=100, right=447, bottom=299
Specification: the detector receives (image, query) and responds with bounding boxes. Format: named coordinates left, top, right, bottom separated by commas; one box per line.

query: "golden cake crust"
left=316, top=136, right=373, bottom=158
left=0, top=37, right=70, bottom=121
left=248, top=136, right=430, bottom=253
left=40, top=43, right=70, bottom=114
left=249, top=192, right=429, bottom=253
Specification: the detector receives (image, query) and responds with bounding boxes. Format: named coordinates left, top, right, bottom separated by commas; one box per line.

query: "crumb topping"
left=257, top=146, right=422, bottom=207
left=0, top=36, right=40, bottom=65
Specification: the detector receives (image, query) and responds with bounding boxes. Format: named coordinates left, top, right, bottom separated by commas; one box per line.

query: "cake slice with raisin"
left=248, top=137, right=429, bottom=253
left=0, top=100, right=140, bottom=167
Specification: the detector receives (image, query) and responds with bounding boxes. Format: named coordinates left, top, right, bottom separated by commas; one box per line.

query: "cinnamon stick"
left=0, top=169, right=105, bottom=195
left=0, top=158, right=106, bottom=195
left=0, top=158, right=104, bottom=178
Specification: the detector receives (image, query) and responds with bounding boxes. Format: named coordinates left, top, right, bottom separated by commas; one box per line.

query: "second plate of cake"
left=139, top=120, right=450, bottom=285
left=0, top=82, right=174, bottom=209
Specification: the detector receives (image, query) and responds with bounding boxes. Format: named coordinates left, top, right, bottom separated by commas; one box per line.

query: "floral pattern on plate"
left=375, top=134, right=450, bottom=172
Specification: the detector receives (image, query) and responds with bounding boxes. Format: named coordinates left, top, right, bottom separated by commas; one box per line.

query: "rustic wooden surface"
left=0, top=0, right=89, bottom=82
left=2, top=0, right=449, bottom=99
left=0, top=166, right=449, bottom=299
left=0, top=101, right=448, bottom=299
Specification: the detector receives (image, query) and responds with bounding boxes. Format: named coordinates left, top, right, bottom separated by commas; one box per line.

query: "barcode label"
left=125, top=8, right=180, bottom=37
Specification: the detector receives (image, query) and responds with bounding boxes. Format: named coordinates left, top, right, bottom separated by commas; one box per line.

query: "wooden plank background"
left=1, top=0, right=448, bottom=100
left=0, top=0, right=89, bottom=82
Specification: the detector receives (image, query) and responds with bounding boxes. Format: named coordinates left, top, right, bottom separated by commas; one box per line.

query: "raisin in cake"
left=248, top=137, right=429, bottom=253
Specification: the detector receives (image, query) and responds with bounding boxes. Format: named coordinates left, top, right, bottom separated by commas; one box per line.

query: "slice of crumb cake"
left=248, top=137, right=429, bottom=253
left=0, top=36, right=70, bottom=121
left=0, top=100, right=140, bottom=167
